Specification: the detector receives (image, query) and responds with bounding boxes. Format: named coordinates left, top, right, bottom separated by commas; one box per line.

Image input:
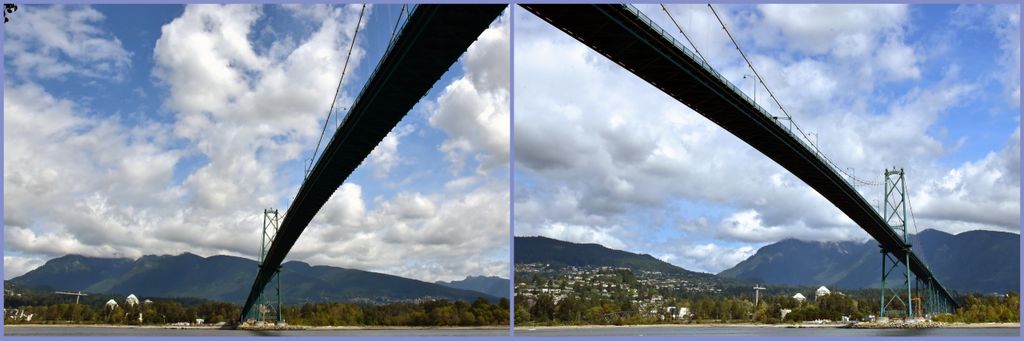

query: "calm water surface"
left=515, top=326, right=1020, bottom=337
left=4, top=326, right=510, bottom=336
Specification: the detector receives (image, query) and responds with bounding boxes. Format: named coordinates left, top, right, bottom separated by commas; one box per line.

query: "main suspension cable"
left=389, top=4, right=407, bottom=45
left=706, top=3, right=882, bottom=187
left=661, top=4, right=708, bottom=65
left=308, top=4, right=366, bottom=178
left=905, top=176, right=930, bottom=270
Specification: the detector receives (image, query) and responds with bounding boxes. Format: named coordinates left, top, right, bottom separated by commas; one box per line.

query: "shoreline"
left=516, top=322, right=1020, bottom=330
left=6, top=324, right=509, bottom=331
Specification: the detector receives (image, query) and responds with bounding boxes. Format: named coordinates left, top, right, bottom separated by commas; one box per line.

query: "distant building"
left=793, top=293, right=806, bottom=302
left=143, top=299, right=153, bottom=305
left=126, top=294, right=139, bottom=307
left=105, top=299, right=118, bottom=310
left=815, top=286, right=831, bottom=299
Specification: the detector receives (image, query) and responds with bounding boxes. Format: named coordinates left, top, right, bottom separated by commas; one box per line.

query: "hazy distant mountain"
left=436, top=276, right=509, bottom=299
left=515, top=236, right=717, bottom=281
left=10, top=253, right=499, bottom=305
left=718, top=229, right=1019, bottom=294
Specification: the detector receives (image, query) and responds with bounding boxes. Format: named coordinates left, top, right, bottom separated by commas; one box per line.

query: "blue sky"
left=514, top=4, right=1019, bottom=274
left=3, top=4, right=510, bottom=282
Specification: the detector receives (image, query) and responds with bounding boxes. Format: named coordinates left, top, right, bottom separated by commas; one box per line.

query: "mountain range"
left=517, top=229, right=1018, bottom=294
left=436, top=276, right=509, bottom=299
left=719, top=229, right=1019, bottom=293
left=515, top=236, right=720, bottom=283
left=9, top=253, right=505, bottom=305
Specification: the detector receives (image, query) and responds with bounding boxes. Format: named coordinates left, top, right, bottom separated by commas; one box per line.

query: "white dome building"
left=105, top=299, right=118, bottom=310
left=792, top=293, right=806, bottom=302
left=815, top=286, right=831, bottom=298
left=126, top=294, right=139, bottom=307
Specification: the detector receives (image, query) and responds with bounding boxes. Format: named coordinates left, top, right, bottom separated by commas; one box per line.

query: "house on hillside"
left=815, top=286, right=830, bottom=299
left=126, top=294, right=139, bottom=307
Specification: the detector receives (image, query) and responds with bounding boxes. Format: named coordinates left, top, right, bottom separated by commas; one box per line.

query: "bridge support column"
left=244, top=209, right=284, bottom=323
left=880, top=168, right=913, bottom=319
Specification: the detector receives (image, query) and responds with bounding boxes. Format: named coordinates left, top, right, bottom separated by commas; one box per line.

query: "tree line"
left=282, top=298, right=509, bottom=326
left=934, top=293, right=1019, bottom=323
left=515, top=290, right=1020, bottom=325
left=6, top=293, right=509, bottom=326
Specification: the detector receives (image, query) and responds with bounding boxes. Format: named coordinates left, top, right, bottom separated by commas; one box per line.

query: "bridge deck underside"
left=521, top=4, right=957, bottom=308
left=241, top=4, right=507, bottom=318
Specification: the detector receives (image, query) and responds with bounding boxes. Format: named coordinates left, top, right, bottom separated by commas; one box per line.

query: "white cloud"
left=428, top=11, right=510, bottom=174
left=989, top=5, right=1020, bottom=104
left=758, top=4, right=907, bottom=56
left=678, top=243, right=757, bottom=274
left=877, top=36, right=921, bottom=80
left=367, top=124, right=415, bottom=177
left=914, top=127, right=1020, bottom=233
left=529, top=222, right=627, bottom=251
left=5, top=5, right=132, bottom=80
left=294, top=182, right=509, bottom=282
left=953, top=4, right=1020, bottom=104
left=4, top=83, right=186, bottom=264
left=4, top=256, right=46, bottom=280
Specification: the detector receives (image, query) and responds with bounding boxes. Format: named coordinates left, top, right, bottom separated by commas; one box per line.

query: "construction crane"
left=912, top=296, right=923, bottom=319
left=752, top=285, right=766, bottom=319
left=55, top=291, right=88, bottom=305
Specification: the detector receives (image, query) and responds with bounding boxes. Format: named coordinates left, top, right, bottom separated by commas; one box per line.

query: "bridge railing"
left=307, top=4, right=420, bottom=179
left=624, top=4, right=881, bottom=210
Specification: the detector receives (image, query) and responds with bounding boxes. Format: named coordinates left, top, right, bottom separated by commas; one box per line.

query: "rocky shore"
left=849, top=321, right=1020, bottom=329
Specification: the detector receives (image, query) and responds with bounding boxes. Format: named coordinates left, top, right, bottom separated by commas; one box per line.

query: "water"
left=4, top=326, right=510, bottom=336
left=515, top=326, right=1020, bottom=337
left=9, top=325, right=1018, bottom=336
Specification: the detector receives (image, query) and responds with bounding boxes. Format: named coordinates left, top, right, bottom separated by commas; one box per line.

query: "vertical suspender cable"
left=706, top=4, right=881, bottom=187
left=389, top=4, right=407, bottom=45
left=660, top=4, right=708, bottom=66
left=309, top=4, right=366, bottom=178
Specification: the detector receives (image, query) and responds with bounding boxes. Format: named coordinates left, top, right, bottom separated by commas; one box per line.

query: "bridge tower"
left=247, top=208, right=284, bottom=323
left=880, top=168, right=912, bottom=319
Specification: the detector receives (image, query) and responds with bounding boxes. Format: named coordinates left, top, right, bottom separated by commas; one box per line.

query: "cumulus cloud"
left=758, top=4, right=907, bottom=56
left=5, top=5, right=132, bottom=80
left=296, top=182, right=509, bottom=282
left=368, top=124, right=415, bottom=177
left=428, top=12, right=510, bottom=173
left=3, top=256, right=46, bottom=281
left=913, top=127, right=1020, bottom=233
left=678, top=243, right=757, bottom=274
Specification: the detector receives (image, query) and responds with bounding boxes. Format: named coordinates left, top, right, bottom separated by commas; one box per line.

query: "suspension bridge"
left=521, top=4, right=957, bottom=318
left=238, top=4, right=507, bottom=322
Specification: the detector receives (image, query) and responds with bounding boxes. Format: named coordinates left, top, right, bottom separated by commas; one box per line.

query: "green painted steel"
left=246, top=209, right=283, bottom=323
left=879, top=169, right=956, bottom=318
left=881, top=169, right=912, bottom=318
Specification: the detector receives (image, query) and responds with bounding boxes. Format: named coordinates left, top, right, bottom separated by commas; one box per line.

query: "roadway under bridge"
left=520, top=4, right=958, bottom=312
left=240, top=4, right=507, bottom=320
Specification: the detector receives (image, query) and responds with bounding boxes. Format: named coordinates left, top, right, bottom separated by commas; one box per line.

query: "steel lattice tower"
left=880, top=168, right=912, bottom=319
left=247, top=209, right=284, bottom=323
